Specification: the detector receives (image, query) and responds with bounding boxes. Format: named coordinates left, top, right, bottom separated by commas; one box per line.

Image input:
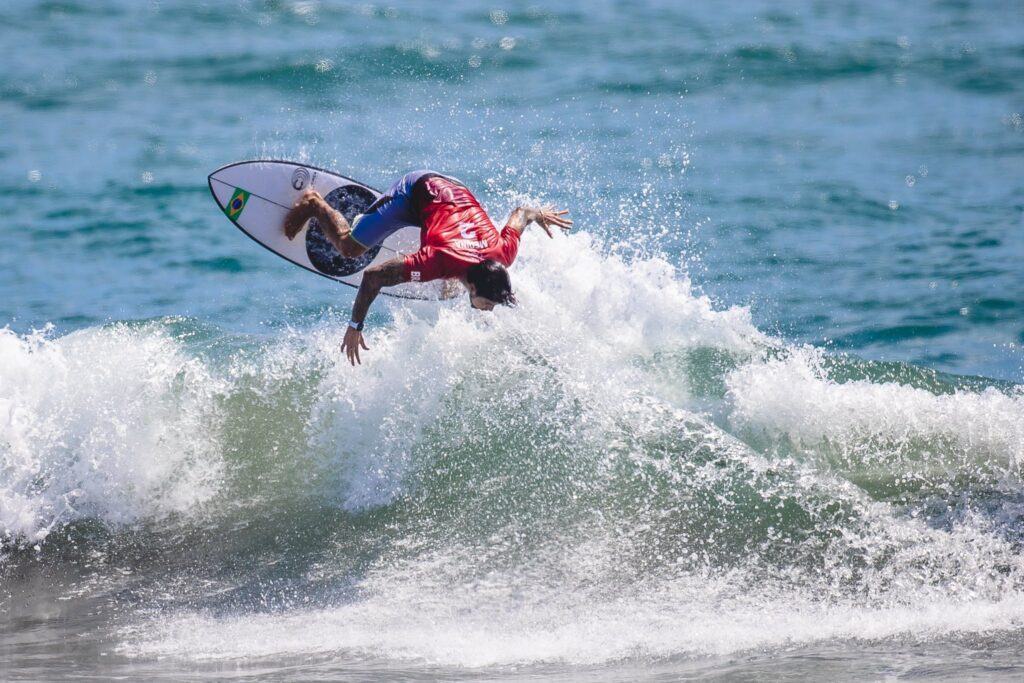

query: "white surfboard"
left=208, top=160, right=443, bottom=300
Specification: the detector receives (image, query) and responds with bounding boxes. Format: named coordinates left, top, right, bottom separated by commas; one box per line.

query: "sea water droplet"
left=141, top=171, right=154, bottom=184
left=499, top=36, right=516, bottom=50
left=27, top=169, right=42, bottom=183
left=905, top=175, right=916, bottom=186
left=490, top=9, right=509, bottom=25
left=888, top=200, right=899, bottom=210
left=143, top=71, right=158, bottom=86
left=468, top=55, right=482, bottom=68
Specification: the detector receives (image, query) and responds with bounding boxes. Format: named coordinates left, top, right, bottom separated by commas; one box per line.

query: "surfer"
left=283, top=170, right=572, bottom=365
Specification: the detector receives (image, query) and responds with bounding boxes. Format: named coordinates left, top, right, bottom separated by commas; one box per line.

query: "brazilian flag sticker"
left=225, top=188, right=250, bottom=220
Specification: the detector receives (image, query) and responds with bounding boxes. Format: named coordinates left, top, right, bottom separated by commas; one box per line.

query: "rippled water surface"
left=2, top=1, right=1023, bottom=681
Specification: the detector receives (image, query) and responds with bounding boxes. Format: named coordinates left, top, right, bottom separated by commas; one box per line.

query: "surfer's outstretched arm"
left=505, top=205, right=573, bottom=238
left=341, top=257, right=406, bottom=365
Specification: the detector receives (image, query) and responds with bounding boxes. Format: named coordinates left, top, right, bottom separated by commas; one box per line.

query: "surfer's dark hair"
left=466, top=259, right=517, bottom=306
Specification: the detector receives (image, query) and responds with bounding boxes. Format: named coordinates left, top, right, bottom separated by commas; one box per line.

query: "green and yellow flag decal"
left=225, top=188, right=250, bottom=220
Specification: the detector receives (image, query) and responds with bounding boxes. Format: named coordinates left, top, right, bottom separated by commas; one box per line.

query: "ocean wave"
left=4, top=234, right=1024, bottom=666
left=726, top=346, right=1024, bottom=490
left=4, top=233, right=1021, bottom=542
left=0, top=323, right=225, bottom=545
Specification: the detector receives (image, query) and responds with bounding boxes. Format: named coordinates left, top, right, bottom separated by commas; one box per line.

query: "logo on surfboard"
left=291, top=167, right=310, bottom=190
left=225, top=188, right=250, bottom=219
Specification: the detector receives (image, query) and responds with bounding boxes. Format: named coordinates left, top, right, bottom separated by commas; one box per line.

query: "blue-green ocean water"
left=2, top=1, right=1023, bottom=680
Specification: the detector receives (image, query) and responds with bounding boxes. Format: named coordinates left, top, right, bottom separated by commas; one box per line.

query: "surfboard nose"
left=208, top=171, right=236, bottom=211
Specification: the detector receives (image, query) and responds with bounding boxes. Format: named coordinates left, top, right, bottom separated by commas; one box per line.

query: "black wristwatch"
left=348, top=320, right=364, bottom=332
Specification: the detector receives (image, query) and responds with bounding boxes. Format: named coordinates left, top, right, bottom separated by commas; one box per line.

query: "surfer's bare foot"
left=284, top=191, right=323, bottom=239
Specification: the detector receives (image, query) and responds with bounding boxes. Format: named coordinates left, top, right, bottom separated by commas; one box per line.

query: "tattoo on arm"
left=350, top=257, right=406, bottom=323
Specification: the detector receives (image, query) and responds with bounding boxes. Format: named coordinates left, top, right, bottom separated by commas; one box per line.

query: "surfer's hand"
left=531, top=205, right=573, bottom=238
left=341, top=327, right=369, bottom=366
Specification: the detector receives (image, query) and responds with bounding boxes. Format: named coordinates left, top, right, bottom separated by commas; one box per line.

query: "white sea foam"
left=122, top=463, right=1024, bottom=667
left=119, top=234, right=1024, bottom=668
left=303, top=232, right=764, bottom=511
left=725, top=346, right=1024, bottom=475
left=4, top=235, right=1023, bottom=668
left=0, top=324, right=225, bottom=544
left=122, top=551, right=1024, bottom=667
left=126, top=598, right=1024, bottom=666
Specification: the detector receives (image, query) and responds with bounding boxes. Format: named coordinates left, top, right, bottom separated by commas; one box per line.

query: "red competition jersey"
left=403, top=176, right=520, bottom=283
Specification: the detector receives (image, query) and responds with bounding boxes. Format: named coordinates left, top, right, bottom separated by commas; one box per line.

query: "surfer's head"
left=466, top=259, right=516, bottom=311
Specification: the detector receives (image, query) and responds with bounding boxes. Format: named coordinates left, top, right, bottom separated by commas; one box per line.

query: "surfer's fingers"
left=360, top=336, right=369, bottom=351
left=543, top=208, right=572, bottom=223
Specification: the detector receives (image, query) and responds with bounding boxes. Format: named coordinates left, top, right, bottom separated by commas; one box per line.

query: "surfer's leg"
left=311, top=194, right=361, bottom=257
left=348, top=174, right=425, bottom=251
left=284, top=191, right=366, bottom=258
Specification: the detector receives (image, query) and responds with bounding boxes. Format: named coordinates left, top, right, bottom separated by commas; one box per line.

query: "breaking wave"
left=3, top=233, right=1023, bottom=666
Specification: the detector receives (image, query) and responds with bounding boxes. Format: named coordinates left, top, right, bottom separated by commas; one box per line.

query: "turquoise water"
left=2, top=1, right=1023, bottom=680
